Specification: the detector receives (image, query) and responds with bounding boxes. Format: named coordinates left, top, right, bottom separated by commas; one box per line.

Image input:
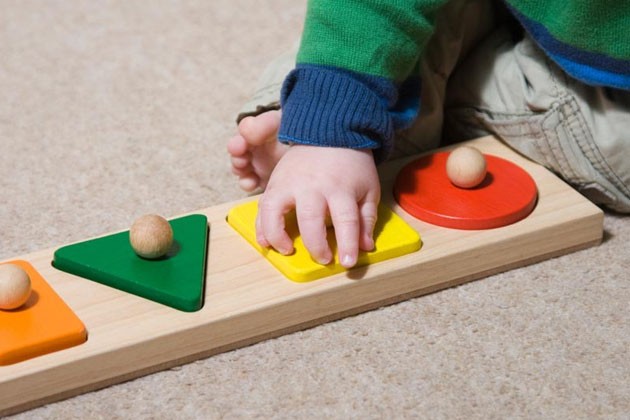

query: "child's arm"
left=257, top=0, right=446, bottom=267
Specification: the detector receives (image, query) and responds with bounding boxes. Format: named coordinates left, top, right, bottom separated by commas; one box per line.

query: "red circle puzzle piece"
left=394, top=152, right=538, bottom=230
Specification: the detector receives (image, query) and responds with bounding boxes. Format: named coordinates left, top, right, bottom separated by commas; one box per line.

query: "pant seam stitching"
left=568, top=98, right=630, bottom=198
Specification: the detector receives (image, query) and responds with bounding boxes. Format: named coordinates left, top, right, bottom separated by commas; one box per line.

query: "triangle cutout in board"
left=53, top=214, right=208, bottom=312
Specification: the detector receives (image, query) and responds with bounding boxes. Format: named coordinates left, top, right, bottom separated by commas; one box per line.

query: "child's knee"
left=444, top=30, right=630, bottom=212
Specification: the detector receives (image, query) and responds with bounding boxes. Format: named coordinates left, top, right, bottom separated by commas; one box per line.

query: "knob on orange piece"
left=0, top=263, right=31, bottom=310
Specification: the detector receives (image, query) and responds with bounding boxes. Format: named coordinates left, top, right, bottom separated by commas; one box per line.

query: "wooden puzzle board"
left=0, top=137, right=603, bottom=416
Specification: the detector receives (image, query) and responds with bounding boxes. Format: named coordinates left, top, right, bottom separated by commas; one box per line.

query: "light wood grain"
left=0, top=136, right=603, bottom=416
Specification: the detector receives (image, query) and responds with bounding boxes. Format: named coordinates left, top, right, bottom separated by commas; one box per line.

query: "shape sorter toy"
left=0, top=137, right=603, bottom=416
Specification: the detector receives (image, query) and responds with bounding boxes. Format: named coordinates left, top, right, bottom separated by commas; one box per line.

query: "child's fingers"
left=227, top=134, right=248, bottom=156
left=238, top=174, right=259, bottom=192
left=232, top=166, right=252, bottom=177
left=238, top=111, right=281, bottom=146
left=328, top=195, right=360, bottom=268
left=358, top=185, right=380, bottom=251
left=296, top=195, right=332, bottom=265
left=255, top=210, right=269, bottom=248
left=231, top=153, right=251, bottom=170
left=257, top=193, right=294, bottom=256
left=358, top=200, right=378, bottom=252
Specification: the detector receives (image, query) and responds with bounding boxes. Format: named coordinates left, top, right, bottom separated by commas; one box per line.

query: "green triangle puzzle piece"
left=53, top=214, right=208, bottom=312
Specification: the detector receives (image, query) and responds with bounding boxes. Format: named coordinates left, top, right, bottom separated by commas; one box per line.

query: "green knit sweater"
left=278, top=0, right=629, bottom=158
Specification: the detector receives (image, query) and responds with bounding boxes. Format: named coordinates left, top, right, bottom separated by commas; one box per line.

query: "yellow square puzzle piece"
left=227, top=200, right=422, bottom=282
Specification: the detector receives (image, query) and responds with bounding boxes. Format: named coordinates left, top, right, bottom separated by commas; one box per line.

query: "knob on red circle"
left=393, top=152, right=538, bottom=230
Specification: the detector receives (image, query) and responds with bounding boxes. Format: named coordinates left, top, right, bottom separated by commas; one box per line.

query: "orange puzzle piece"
left=0, top=260, right=87, bottom=365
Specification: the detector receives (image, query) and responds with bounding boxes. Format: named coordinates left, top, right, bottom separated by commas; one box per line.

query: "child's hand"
left=256, top=145, right=380, bottom=268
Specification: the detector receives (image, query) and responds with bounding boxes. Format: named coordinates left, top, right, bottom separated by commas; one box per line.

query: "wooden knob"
left=0, top=263, right=32, bottom=310
left=129, top=214, right=174, bottom=259
left=446, top=146, right=487, bottom=188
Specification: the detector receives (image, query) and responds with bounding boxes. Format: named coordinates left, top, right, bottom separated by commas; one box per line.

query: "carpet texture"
left=1, top=1, right=628, bottom=418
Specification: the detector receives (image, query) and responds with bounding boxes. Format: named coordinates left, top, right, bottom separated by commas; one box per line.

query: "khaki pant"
left=238, top=0, right=630, bottom=213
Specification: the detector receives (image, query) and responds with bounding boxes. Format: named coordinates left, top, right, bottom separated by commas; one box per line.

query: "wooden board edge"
left=0, top=208, right=603, bottom=416
left=0, top=136, right=606, bottom=415
left=0, top=236, right=602, bottom=418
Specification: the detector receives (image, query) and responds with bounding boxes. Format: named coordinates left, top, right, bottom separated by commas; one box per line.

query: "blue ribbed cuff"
left=279, top=65, right=398, bottom=162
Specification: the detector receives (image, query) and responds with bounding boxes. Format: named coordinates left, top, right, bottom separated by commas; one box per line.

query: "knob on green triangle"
left=53, top=214, right=208, bottom=312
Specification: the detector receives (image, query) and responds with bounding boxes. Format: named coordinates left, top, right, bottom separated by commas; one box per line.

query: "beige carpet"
left=1, top=1, right=628, bottom=418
